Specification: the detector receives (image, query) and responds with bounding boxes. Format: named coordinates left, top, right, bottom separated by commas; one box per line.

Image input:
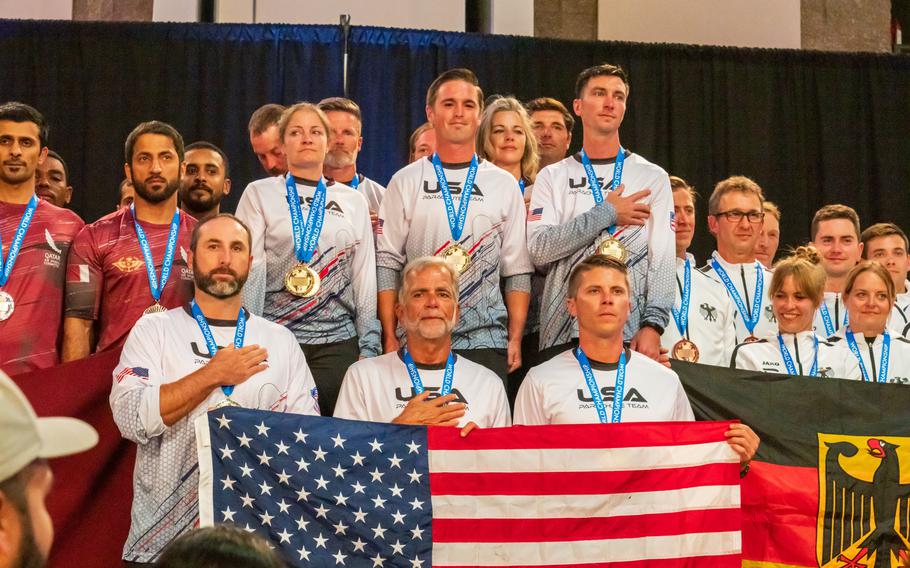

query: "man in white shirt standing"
left=110, top=214, right=319, bottom=566
left=527, top=63, right=674, bottom=363
left=514, top=254, right=758, bottom=468
left=810, top=204, right=863, bottom=337
left=660, top=177, right=736, bottom=366
left=700, top=176, right=777, bottom=342
left=377, top=68, right=533, bottom=381
left=335, top=256, right=510, bottom=428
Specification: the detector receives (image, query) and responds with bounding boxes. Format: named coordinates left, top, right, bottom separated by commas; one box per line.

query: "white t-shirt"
left=661, top=254, right=737, bottom=367
left=334, top=351, right=511, bottom=428
left=376, top=157, right=533, bottom=350
left=730, top=331, right=848, bottom=378
left=527, top=151, right=675, bottom=348
left=700, top=251, right=778, bottom=342
left=812, top=291, right=849, bottom=337
left=344, top=173, right=385, bottom=213
left=109, top=305, right=319, bottom=562
left=513, top=348, right=694, bottom=425
left=235, top=175, right=380, bottom=356
left=828, top=329, right=910, bottom=385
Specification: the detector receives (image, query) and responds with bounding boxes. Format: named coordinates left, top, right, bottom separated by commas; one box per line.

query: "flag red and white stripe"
left=426, top=421, right=742, bottom=567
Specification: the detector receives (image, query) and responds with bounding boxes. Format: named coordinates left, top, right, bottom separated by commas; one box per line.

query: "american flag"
left=670, top=211, right=677, bottom=232
left=528, top=207, right=544, bottom=222
left=115, top=366, right=148, bottom=383
left=198, top=410, right=742, bottom=567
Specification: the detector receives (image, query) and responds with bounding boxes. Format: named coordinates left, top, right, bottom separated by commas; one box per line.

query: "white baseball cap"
left=0, top=370, right=98, bottom=483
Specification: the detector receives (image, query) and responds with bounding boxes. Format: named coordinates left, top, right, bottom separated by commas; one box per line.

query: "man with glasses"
left=700, top=176, right=777, bottom=343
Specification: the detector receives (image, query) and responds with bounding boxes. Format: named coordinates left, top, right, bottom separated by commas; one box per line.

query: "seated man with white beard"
left=334, top=256, right=511, bottom=428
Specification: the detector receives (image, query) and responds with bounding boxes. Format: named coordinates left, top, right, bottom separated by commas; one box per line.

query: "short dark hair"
left=861, top=222, right=909, bottom=256
left=318, top=97, right=362, bottom=123
left=247, top=103, right=286, bottom=135
left=155, top=525, right=285, bottom=568
left=426, top=68, right=484, bottom=108
left=190, top=213, right=252, bottom=252
left=574, top=63, right=630, bottom=99
left=811, top=204, right=861, bottom=241
left=45, top=149, right=69, bottom=181
left=525, top=97, right=575, bottom=132
left=185, top=141, right=230, bottom=178
left=567, top=254, right=630, bottom=298
left=124, top=120, right=185, bottom=164
left=0, top=101, right=49, bottom=147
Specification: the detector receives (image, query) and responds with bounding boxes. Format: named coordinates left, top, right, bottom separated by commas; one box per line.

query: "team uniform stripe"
left=429, top=463, right=739, bottom=496
left=432, top=508, right=742, bottom=542
left=428, top=441, right=736, bottom=473
left=431, top=531, right=743, bottom=566
left=431, top=485, right=741, bottom=519
left=427, top=421, right=736, bottom=451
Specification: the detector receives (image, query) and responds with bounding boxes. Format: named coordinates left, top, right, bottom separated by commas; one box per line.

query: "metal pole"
left=340, top=14, right=351, bottom=97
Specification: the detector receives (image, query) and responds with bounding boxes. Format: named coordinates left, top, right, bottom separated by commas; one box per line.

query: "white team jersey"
left=527, top=152, right=675, bottom=349
left=236, top=175, right=380, bottom=357
left=513, top=348, right=694, bottom=426
left=812, top=291, right=849, bottom=337
left=348, top=174, right=385, bottom=213
left=700, top=251, right=778, bottom=342
left=889, top=295, right=909, bottom=336
left=661, top=254, right=737, bottom=367
left=334, top=351, right=510, bottom=428
left=376, top=157, right=533, bottom=350
left=109, top=305, right=320, bottom=562
left=730, top=331, right=848, bottom=378
left=828, top=329, right=910, bottom=385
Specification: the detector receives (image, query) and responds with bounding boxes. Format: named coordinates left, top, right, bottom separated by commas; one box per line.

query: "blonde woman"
left=732, top=246, right=847, bottom=377
left=477, top=96, right=539, bottom=200
left=829, top=261, right=910, bottom=384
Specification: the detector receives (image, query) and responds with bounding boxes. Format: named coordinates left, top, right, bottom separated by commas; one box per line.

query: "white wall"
left=0, top=0, right=72, bottom=19
left=489, top=0, right=534, bottom=37
left=153, top=0, right=199, bottom=22
left=217, top=0, right=465, bottom=31
left=598, top=0, right=801, bottom=49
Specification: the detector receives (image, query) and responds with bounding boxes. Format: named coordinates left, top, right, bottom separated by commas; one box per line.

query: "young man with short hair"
left=179, top=141, right=231, bottom=222
left=810, top=204, right=863, bottom=336
left=0, top=102, right=85, bottom=375
left=525, top=97, right=574, bottom=171
left=861, top=222, right=910, bottom=334
left=35, top=149, right=73, bottom=208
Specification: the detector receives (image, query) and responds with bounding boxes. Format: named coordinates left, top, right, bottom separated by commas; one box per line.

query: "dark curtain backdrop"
left=2, top=19, right=910, bottom=259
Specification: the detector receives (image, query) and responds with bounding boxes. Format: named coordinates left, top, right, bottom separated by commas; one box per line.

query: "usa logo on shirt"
left=528, top=207, right=543, bottom=222
left=670, top=211, right=677, bottom=232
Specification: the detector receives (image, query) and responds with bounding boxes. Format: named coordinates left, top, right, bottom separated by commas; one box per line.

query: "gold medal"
left=0, top=290, right=14, bottom=321
left=671, top=339, right=700, bottom=362
left=440, top=244, right=471, bottom=274
left=143, top=302, right=167, bottom=315
left=285, top=263, right=321, bottom=297
left=597, top=237, right=628, bottom=262
left=213, top=397, right=241, bottom=409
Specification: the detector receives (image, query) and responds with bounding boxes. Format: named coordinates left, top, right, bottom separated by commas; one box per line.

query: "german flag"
left=674, top=361, right=910, bottom=568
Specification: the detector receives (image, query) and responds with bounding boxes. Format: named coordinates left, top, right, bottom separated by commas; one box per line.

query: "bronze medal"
left=285, top=263, right=321, bottom=297
left=744, top=335, right=760, bottom=343
left=0, top=290, right=14, bottom=321
left=672, top=339, right=700, bottom=362
left=597, top=237, right=628, bottom=263
left=440, top=244, right=471, bottom=274
left=143, top=302, right=167, bottom=315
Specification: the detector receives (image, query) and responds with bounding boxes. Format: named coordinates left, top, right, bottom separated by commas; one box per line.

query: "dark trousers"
left=455, top=347, right=508, bottom=389
left=506, top=332, right=541, bottom=409
left=301, top=337, right=360, bottom=417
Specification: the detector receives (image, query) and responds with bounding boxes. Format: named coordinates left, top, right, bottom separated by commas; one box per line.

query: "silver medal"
left=0, top=290, right=14, bottom=321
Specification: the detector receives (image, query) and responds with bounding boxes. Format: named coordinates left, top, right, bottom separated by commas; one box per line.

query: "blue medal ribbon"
left=581, top=147, right=624, bottom=235
left=402, top=349, right=455, bottom=396
left=0, top=194, right=39, bottom=288
left=777, top=333, right=819, bottom=377
left=711, top=258, right=763, bottom=337
left=672, top=258, right=693, bottom=337
left=574, top=347, right=627, bottom=424
left=349, top=175, right=359, bottom=189
left=818, top=299, right=848, bottom=337
left=131, top=205, right=180, bottom=304
left=431, top=153, right=478, bottom=242
left=518, top=178, right=526, bottom=195
left=846, top=328, right=890, bottom=383
left=285, top=175, right=327, bottom=264
left=190, top=299, right=247, bottom=397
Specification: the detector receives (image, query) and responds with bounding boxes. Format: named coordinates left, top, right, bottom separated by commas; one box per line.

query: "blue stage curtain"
left=1, top=19, right=909, bottom=257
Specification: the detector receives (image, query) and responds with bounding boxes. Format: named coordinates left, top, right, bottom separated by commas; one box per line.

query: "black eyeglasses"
left=713, top=210, right=765, bottom=224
